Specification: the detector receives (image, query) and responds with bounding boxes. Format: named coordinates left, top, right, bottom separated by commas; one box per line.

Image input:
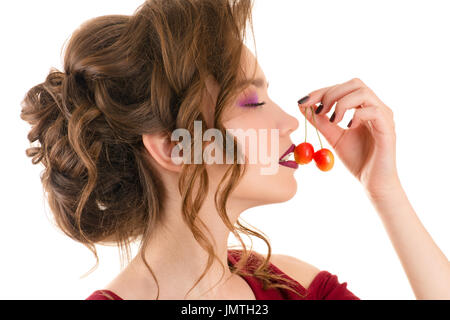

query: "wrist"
left=365, top=180, right=409, bottom=217
left=365, top=174, right=402, bottom=201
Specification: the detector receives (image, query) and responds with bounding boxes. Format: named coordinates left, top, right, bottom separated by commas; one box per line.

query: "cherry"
left=297, top=104, right=336, bottom=172
left=313, top=148, right=334, bottom=172
left=294, top=142, right=314, bottom=164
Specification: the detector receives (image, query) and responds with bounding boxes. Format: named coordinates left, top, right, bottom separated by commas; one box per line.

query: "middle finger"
left=332, top=87, right=380, bottom=125
left=318, top=78, right=366, bottom=115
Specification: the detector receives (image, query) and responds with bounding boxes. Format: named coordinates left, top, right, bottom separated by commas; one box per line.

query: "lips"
left=279, top=144, right=295, bottom=161
left=279, top=143, right=298, bottom=169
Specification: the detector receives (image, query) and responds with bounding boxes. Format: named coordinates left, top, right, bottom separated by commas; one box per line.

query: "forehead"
left=241, top=45, right=266, bottom=82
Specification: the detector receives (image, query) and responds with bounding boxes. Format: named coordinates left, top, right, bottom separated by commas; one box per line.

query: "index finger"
left=297, top=85, right=337, bottom=108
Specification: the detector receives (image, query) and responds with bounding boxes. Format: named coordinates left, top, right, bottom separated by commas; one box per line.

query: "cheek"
left=224, top=109, right=273, bottom=131
left=225, top=120, right=278, bottom=162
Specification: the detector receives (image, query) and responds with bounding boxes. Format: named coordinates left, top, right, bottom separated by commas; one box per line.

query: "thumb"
left=298, top=104, right=345, bottom=150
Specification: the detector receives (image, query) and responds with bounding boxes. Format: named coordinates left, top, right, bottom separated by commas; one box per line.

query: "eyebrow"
left=239, top=77, right=269, bottom=89
left=251, top=77, right=269, bottom=89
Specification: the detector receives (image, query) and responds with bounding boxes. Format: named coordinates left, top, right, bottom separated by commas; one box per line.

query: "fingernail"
left=329, top=111, right=336, bottom=123
left=315, top=103, right=324, bottom=114
left=347, top=120, right=353, bottom=128
left=298, top=96, right=310, bottom=105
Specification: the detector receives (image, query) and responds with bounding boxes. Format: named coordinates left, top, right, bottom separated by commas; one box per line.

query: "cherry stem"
left=310, top=106, right=323, bottom=150
left=304, top=106, right=308, bottom=143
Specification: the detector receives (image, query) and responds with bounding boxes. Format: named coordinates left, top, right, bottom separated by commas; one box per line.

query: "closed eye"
left=244, top=102, right=266, bottom=107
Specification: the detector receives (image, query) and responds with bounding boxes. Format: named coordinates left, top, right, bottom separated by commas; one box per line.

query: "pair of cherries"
left=294, top=105, right=334, bottom=172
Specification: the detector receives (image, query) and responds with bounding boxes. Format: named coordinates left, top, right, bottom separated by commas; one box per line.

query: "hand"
left=298, top=78, right=400, bottom=198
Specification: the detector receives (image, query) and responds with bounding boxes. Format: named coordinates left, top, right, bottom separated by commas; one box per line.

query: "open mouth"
left=279, top=144, right=298, bottom=169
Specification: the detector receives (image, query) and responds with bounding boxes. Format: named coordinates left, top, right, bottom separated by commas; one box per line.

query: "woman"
left=20, top=0, right=449, bottom=300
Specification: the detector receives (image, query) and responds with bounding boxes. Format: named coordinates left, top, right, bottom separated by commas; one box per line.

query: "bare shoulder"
left=260, top=252, right=321, bottom=290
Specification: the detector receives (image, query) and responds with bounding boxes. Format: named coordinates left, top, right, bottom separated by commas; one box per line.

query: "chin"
left=254, top=174, right=298, bottom=205
left=272, top=175, right=298, bottom=203
left=232, top=165, right=298, bottom=206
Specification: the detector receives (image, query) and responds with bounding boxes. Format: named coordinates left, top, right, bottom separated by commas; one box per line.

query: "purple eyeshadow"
left=238, top=92, right=259, bottom=107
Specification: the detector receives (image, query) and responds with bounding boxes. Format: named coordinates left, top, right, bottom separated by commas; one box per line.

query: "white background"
left=1, top=0, right=449, bottom=299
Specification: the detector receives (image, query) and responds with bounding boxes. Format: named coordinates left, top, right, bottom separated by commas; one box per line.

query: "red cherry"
left=294, top=143, right=314, bottom=165
left=313, top=148, right=334, bottom=171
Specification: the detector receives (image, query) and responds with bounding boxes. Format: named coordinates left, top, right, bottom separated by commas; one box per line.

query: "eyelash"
left=244, top=102, right=266, bottom=108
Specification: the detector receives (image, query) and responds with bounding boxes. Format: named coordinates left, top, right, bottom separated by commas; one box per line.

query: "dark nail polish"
left=298, top=96, right=310, bottom=105
left=329, top=112, right=336, bottom=123
left=315, top=103, right=324, bottom=114
left=347, top=120, right=353, bottom=128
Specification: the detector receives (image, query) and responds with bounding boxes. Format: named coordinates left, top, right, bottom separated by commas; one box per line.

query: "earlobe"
left=142, top=133, right=182, bottom=173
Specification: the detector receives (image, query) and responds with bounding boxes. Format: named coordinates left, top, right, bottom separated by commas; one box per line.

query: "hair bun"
left=45, top=68, right=74, bottom=120
left=20, top=68, right=66, bottom=164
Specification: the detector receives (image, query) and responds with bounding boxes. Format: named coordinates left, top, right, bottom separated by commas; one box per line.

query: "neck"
left=127, top=185, right=248, bottom=299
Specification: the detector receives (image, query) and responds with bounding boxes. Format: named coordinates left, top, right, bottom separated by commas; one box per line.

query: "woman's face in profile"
left=205, top=46, right=300, bottom=209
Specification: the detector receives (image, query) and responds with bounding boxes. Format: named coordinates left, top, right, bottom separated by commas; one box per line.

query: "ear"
left=142, top=133, right=182, bottom=173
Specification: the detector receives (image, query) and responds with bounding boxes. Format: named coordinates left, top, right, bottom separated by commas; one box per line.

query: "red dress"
left=86, top=249, right=359, bottom=300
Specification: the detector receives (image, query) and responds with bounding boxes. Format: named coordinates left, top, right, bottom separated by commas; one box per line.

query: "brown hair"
left=20, top=0, right=305, bottom=299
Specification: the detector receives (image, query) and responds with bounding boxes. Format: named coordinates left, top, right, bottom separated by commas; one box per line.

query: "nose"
left=278, top=107, right=299, bottom=137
